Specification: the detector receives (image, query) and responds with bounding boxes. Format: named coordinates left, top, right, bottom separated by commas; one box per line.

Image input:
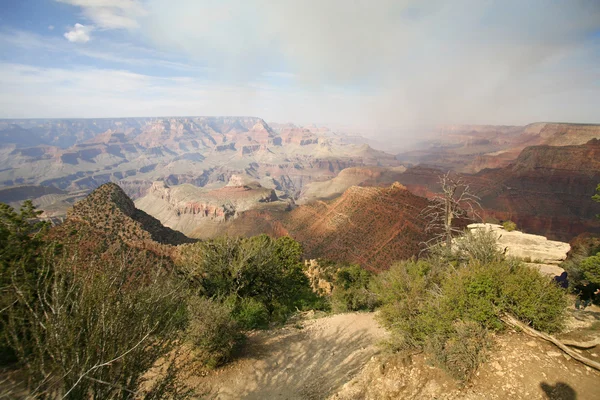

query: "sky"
left=0, top=0, right=599, bottom=128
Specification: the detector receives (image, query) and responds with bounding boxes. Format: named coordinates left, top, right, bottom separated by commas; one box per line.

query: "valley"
left=2, top=118, right=599, bottom=245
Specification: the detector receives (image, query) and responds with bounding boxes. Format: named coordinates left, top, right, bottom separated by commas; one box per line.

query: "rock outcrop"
left=135, top=178, right=286, bottom=236
left=467, top=223, right=570, bottom=276
left=66, top=182, right=193, bottom=246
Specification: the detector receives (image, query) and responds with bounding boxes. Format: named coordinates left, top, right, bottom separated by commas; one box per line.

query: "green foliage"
left=330, top=265, right=378, bottom=313
left=373, top=238, right=567, bottom=380
left=178, top=235, right=321, bottom=325
left=229, top=296, right=270, bottom=330
left=579, top=253, right=600, bottom=285
left=0, top=201, right=50, bottom=363
left=4, top=248, right=188, bottom=399
left=502, top=220, right=517, bottom=232
left=186, top=297, right=243, bottom=369
left=425, top=321, right=491, bottom=381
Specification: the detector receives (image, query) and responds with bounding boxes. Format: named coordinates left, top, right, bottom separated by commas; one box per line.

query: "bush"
left=229, top=297, right=270, bottom=330
left=331, top=265, right=378, bottom=313
left=579, top=253, right=600, bottom=285
left=4, top=247, right=188, bottom=399
left=426, top=321, right=491, bottom=381
left=372, top=259, right=446, bottom=349
left=373, top=253, right=567, bottom=380
left=453, top=227, right=503, bottom=264
left=502, top=220, right=517, bottom=232
left=186, top=297, right=243, bottom=369
left=178, top=235, right=322, bottom=324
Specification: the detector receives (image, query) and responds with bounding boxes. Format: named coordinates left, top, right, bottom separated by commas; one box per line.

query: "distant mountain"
left=135, top=177, right=289, bottom=236
left=0, top=117, right=400, bottom=214
left=395, top=139, right=600, bottom=241
left=397, top=122, right=600, bottom=173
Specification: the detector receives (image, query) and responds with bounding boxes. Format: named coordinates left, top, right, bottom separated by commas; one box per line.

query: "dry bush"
left=186, top=297, right=243, bottom=369
left=4, top=247, right=189, bottom=399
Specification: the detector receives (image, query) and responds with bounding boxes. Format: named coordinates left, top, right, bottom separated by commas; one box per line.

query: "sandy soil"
left=192, top=305, right=600, bottom=400
left=192, top=312, right=386, bottom=399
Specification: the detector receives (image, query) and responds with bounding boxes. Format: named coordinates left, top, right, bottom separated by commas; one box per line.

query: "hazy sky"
left=0, top=0, right=599, bottom=127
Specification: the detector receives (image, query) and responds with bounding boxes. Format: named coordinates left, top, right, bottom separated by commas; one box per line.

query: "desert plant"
left=228, top=296, right=270, bottom=330
left=425, top=320, right=492, bottom=381
left=178, top=235, right=322, bottom=324
left=186, top=297, right=243, bottom=368
left=0, top=201, right=50, bottom=364
left=373, top=235, right=567, bottom=380
left=502, top=220, right=517, bottom=232
left=330, top=265, right=378, bottom=313
left=452, top=227, right=503, bottom=264
left=578, top=253, right=600, bottom=285
left=4, top=247, right=188, bottom=399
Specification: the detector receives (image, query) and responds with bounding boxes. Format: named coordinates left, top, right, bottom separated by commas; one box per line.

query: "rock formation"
left=210, top=182, right=432, bottom=271
left=467, top=223, right=570, bottom=276
left=0, top=117, right=400, bottom=217
left=135, top=177, right=287, bottom=236
left=395, top=139, right=600, bottom=241
left=67, top=182, right=193, bottom=246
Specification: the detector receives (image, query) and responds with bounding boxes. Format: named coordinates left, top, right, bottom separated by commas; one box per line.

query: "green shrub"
left=453, top=227, right=503, bottom=264
left=426, top=321, right=491, bottom=381
left=178, top=235, right=322, bottom=324
left=4, top=248, right=188, bottom=399
left=229, top=297, right=270, bottom=330
left=373, top=255, right=567, bottom=380
left=372, top=259, right=446, bottom=349
left=502, top=220, right=517, bottom=232
left=331, top=265, right=378, bottom=313
left=579, top=253, right=600, bottom=285
left=186, top=297, right=243, bottom=369
left=501, top=261, right=568, bottom=332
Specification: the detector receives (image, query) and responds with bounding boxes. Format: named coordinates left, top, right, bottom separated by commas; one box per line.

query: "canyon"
left=1, top=118, right=599, bottom=247
left=0, top=117, right=398, bottom=219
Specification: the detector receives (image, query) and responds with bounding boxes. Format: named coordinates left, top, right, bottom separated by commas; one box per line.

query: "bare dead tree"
left=420, top=172, right=482, bottom=252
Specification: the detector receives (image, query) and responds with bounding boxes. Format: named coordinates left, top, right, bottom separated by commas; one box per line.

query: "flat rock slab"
left=468, top=223, right=570, bottom=265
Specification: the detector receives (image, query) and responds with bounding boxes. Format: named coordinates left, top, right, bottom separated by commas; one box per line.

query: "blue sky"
left=0, top=0, right=599, bottom=128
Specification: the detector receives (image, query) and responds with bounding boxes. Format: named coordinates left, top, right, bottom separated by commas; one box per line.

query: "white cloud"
left=48, top=25, right=55, bottom=31
left=139, top=0, right=600, bottom=126
left=64, top=23, right=92, bottom=43
left=56, top=0, right=145, bottom=30
left=0, top=63, right=370, bottom=124
left=3, top=1, right=600, bottom=127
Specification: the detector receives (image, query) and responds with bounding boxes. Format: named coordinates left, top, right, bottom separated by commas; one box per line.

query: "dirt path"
left=190, top=307, right=600, bottom=399
left=193, top=312, right=386, bottom=399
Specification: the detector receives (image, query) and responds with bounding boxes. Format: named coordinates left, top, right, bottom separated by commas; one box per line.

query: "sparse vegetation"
left=330, top=265, right=378, bottom=313
left=502, top=220, right=517, bottom=232
left=373, top=231, right=567, bottom=381
left=186, top=297, right=243, bottom=368
left=3, top=244, right=189, bottom=399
